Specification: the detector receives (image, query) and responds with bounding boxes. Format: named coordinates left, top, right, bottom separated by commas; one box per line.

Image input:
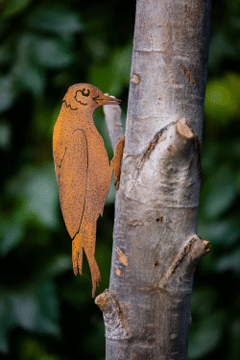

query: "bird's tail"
left=72, top=235, right=83, bottom=276
left=72, top=227, right=101, bottom=297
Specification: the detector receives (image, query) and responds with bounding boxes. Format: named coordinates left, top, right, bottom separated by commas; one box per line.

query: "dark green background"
left=0, top=0, right=239, bottom=359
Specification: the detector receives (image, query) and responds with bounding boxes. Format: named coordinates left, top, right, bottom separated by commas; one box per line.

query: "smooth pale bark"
left=96, top=0, right=212, bottom=359
left=103, top=105, right=124, bottom=150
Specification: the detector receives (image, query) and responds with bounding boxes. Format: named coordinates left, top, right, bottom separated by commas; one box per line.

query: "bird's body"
left=53, top=84, right=121, bottom=297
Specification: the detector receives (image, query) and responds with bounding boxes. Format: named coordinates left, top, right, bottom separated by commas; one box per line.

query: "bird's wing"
left=58, top=129, right=88, bottom=239
left=83, top=132, right=112, bottom=222
left=53, top=113, right=67, bottom=185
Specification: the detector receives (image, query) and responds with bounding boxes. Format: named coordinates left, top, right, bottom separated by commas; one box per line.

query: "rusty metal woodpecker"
left=53, top=84, right=124, bottom=297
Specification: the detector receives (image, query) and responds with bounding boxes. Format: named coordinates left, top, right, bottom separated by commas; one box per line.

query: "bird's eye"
left=81, top=88, right=90, bottom=97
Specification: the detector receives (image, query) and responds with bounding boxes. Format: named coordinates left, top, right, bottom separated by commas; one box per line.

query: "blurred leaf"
left=83, top=321, right=105, bottom=357
left=19, top=337, right=46, bottom=360
left=33, top=37, right=74, bottom=69
left=13, top=32, right=75, bottom=73
left=230, top=15, right=240, bottom=29
left=16, top=64, right=46, bottom=95
left=202, top=166, right=237, bottom=218
left=0, top=75, right=17, bottom=113
left=228, top=141, right=240, bottom=160
left=112, top=44, right=132, bottom=84
left=228, top=319, right=240, bottom=360
left=40, top=254, right=72, bottom=279
left=88, top=63, right=118, bottom=95
left=227, top=0, right=240, bottom=14
left=201, top=141, right=221, bottom=174
left=21, top=164, right=59, bottom=230
left=0, top=43, right=11, bottom=67
left=27, top=5, right=84, bottom=35
left=19, top=337, right=60, bottom=360
left=0, top=281, right=60, bottom=352
left=215, top=249, right=240, bottom=273
left=35, top=281, right=60, bottom=334
left=0, top=294, right=11, bottom=353
left=208, top=31, right=237, bottom=71
left=11, top=33, right=46, bottom=95
left=191, top=288, right=218, bottom=319
left=189, top=311, right=225, bottom=359
left=1, top=0, right=32, bottom=18
left=0, top=121, right=11, bottom=150
left=237, top=169, right=240, bottom=192
left=88, top=42, right=132, bottom=96
left=198, top=218, right=240, bottom=246
left=86, top=36, right=109, bottom=61
left=61, top=282, right=88, bottom=308
left=5, top=163, right=59, bottom=233
left=205, top=74, right=240, bottom=123
left=0, top=218, right=24, bottom=255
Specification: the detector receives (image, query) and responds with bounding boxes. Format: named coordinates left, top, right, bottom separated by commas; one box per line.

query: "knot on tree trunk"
left=122, top=118, right=202, bottom=206
left=95, top=289, right=131, bottom=340
left=162, top=234, right=211, bottom=289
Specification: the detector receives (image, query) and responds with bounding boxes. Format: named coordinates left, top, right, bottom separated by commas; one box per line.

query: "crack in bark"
left=136, top=121, right=176, bottom=177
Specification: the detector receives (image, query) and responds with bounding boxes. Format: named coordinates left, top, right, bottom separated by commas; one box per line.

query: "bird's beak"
left=94, top=93, right=121, bottom=106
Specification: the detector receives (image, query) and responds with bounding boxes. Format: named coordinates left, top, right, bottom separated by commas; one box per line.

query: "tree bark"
left=96, top=0, right=212, bottom=359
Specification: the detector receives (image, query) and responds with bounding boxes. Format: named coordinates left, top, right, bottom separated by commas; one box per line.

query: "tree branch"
left=103, top=104, right=124, bottom=151
left=97, top=0, right=212, bottom=358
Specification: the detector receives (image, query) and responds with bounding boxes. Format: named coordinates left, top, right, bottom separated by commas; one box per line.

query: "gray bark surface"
left=103, top=104, right=124, bottom=150
left=96, top=0, right=212, bottom=359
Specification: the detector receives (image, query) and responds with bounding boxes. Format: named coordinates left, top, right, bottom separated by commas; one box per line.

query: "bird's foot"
left=111, top=135, right=125, bottom=190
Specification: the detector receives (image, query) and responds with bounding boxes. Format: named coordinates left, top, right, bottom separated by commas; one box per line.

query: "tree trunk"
left=96, top=0, right=212, bottom=358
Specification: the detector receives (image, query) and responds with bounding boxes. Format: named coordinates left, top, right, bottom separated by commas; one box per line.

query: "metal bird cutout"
left=53, top=84, right=123, bottom=297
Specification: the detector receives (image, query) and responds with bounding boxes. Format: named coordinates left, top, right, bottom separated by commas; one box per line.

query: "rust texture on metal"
left=53, top=83, right=121, bottom=297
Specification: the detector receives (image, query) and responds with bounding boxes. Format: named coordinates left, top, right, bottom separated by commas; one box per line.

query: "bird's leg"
left=110, top=135, right=125, bottom=190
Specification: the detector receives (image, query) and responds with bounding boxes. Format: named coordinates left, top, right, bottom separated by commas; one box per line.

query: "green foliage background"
left=0, top=0, right=239, bottom=359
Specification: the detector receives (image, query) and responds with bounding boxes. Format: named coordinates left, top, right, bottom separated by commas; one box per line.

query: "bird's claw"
left=111, top=135, right=125, bottom=190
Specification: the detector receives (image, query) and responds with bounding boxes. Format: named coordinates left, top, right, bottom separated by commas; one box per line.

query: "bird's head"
left=62, top=83, right=121, bottom=112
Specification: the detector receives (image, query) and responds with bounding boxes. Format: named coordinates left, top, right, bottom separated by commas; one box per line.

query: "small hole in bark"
left=154, top=261, right=160, bottom=267
left=156, top=217, right=163, bottom=223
